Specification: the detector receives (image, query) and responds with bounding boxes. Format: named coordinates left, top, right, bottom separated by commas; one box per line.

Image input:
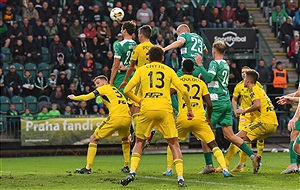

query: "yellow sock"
left=130, top=153, right=141, bottom=171
left=86, top=143, right=97, bottom=169
left=212, top=147, right=227, bottom=169
left=122, top=141, right=130, bottom=167
left=167, top=146, right=173, bottom=169
left=225, top=143, right=239, bottom=166
left=174, top=159, right=183, bottom=177
left=257, top=140, right=264, bottom=155
left=240, top=142, right=251, bottom=165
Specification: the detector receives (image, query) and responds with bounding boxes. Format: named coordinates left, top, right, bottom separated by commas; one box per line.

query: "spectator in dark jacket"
left=38, top=2, right=52, bottom=24
left=32, top=18, right=48, bottom=47
left=255, top=59, right=270, bottom=90
left=124, top=4, right=136, bottom=22
left=235, top=2, right=249, bottom=27
left=209, top=7, right=222, bottom=28
left=34, top=70, right=48, bottom=97
left=53, top=53, right=72, bottom=80
left=22, top=70, right=34, bottom=97
left=9, top=21, right=23, bottom=47
left=49, top=35, right=65, bottom=64
left=194, top=4, right=211, bottom=30
left=154, top=5, right=169, bottom=26
left=4, top=65, right=22, bottom=98
left=12, top=39, right=26, bottom=64
left=78, top=52, right=96, bottom=87
left=171, top=2, right=185, bottom=27
left=6, top=103, right=20, bottom=138
left=24, top=35, right=41, bottom=64
left=280, top=16, right=294, bottom=50
left=88, top=5, right=104, bottom=26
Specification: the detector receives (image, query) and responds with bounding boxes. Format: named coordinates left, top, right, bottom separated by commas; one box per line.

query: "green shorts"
left=210, top=101, right=233, bottom=127
left=177, top=65, right=202, bottom=77
left=295, top=120, right=300, bottom=131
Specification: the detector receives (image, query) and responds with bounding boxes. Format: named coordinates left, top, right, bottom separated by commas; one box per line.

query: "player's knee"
left=293, top=143, right=300, bottom=155
left=207, top=140, right=218, bottom=149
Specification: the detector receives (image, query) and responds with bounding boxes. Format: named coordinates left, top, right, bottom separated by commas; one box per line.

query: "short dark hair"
left=122, top=21, right=136, bottom=35
left=246, top=69, right=259, bottom=83
left=138, top=25, right=152, bottom=39
left=182, top=59, right=194, bottom=73
left=148, top=45, right=164, bottom=62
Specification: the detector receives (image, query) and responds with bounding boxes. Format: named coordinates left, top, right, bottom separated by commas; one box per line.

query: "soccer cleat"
left=231, top=164, right=245, bottom=172
left=280, top=165, right=299, bottom=174
left=199, top=165, right=216, bottom=174
left=76, top=167, right=91, bottom=174
left=121, top=166, right=130, bottom=173
left=178, top=179, right=187, bottom=187
left=120, top=172, right=135, bottom=186
left=162, top=170, right=172, bottom=176
left=222, top=169, right=234, bottom=177
left=252, top=154, right=261, bottom=174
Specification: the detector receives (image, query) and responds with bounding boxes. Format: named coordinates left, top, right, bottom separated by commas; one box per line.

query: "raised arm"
left=163, top=38, right=185, bottom=52
left=110, top=57, right=121, bottom=85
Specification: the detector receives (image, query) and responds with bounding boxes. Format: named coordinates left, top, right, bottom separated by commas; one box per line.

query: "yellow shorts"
left=238, top=113, right=255, bottom=130
left=176, top=117, right=215, bottom=143
left=94, top=116, right=132, bottom=140
left=136, top=110, right=177, bottom=140
left=241, top=120, right=277, bottom=141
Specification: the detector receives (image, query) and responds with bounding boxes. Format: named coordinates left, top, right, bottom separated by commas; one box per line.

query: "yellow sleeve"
left=201, top=81, right=209, bottom=96
left=73, top=92, right=96, bottom=101
left=171, top=71, right=192, bottom=110
left=124, top=69, right=142, bottom=103
left=131, top=45, right=139, bottom=61
left=232, top=83, right=241, bottom=98
left=256, top=81, right=263, bottom=89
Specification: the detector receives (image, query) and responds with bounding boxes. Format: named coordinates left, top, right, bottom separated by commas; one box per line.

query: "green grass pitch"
left=1, top=152, right=299, bottom=190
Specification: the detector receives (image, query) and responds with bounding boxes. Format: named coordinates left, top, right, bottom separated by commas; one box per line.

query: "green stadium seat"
left=15, top=15, right=23, bottom=22
left=67, top=62, right=77, bottom=78
left=11, top=95, right=25, bottom=113
left=24, top=62, right=37, bottom=78
left=166, top=1, right=175, bottom=9
left=41, top=47, right=50, bottom=63
left=95, top=62, right=103, bottom=75
left=38, top=95, right=50, bottom=102
left=0, top=96, right=10, bottom=114
left=1, top=47, right=12, bottom=64
left=2, top=63, right=10, bottom=75
left=24, top=96, right=38, bottom=113
left=38, top=62, right=51, bottom=78
left=12, top=62, right=24, bottom=77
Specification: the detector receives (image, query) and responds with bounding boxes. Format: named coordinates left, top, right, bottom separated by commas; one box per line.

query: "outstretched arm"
left=68, top=92, right=96, bottom=101
left=195, top=55, right=215, bottom=83
left=163, top=38, right=185, bottom=52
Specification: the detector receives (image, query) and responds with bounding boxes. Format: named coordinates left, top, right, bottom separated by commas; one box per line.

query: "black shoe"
left=76, top=167, right=91, bottom=174
left=178, top=179, right=187, bottom=187
left=121, top=166, right=130, bottom=173
left=142, top=130, right=156, bottom=150
left=120, top=172, right=135, bottom=186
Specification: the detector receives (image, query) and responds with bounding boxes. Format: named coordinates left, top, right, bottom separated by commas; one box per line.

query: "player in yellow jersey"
left=222, top=66, right=265, bottom=172
left=162, top=59, right=233, bottom=177
left=235, top=69, right=278, bottom=174
left=120, top=45, right=194, bottom=187
left=118, top=25, right=155, bottom=150
left=68, top=75, right=132, bottom=174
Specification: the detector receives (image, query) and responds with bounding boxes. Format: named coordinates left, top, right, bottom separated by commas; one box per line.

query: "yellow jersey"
left=177, top=75, right=209, bottom=120
left=73, top=84, right=131, bottom=117
left=249, top=85, right=278, bottom=125
left=131, top=41, right=153, bottom=69
left=233, top=81, right=263, bottom=109
left=124, top=62, right=191, bottom=113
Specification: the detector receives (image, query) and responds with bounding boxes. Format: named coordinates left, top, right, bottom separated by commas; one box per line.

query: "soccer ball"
left=271, top=148, right=278, bottom=153
left=110, top=7, right=124, bottom=22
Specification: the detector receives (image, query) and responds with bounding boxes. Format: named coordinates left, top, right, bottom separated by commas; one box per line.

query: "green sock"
left=290, top=141, right=297, bottom=164
left=239, top=142, right=254, bottom=157
left=204, top=152, right=213, bottom=165
left=297, top=155, right=300, bottom=165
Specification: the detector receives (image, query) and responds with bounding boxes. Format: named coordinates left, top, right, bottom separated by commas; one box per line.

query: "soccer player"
left=110, top=21, right=137, bottom=94
left=225, top=66, right=265, bottom=172
left=119, top=24, right=153, bottom=119
left=162, top=59, right=233, bottom=177
left=69, top=75, right=132, bottom=174
left=277, top=83, right=300, bottom=173
left=120, top=45, right=194, bottom=187
left=196, top=41, right=262, bottom=174
left=288, top=101, right=300, bottom=156
left=163, top=24, right=208, bottom=77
